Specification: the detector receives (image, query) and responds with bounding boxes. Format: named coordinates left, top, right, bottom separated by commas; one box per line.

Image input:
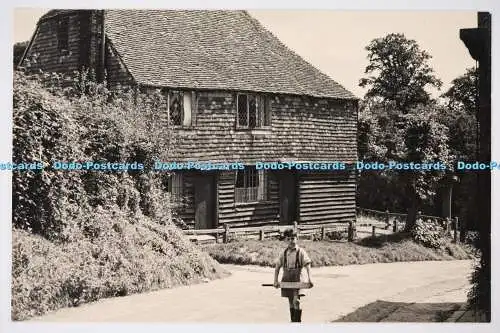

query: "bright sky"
left=13, top=9, right=477, bottom=99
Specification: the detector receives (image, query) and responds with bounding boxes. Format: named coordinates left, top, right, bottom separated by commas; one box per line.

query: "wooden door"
left=194, top=174, right=216, bottom=229
left=279, top=171, right=297, bottom=225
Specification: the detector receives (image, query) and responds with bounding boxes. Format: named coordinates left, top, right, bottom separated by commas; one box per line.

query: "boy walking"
left=274, top=228, right=313, bottom=323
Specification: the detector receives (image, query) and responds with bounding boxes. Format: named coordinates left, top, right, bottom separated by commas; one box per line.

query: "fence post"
left=223, top=224, right=230, bottom=244
left=321, top=226, right=326, bottom=240
left=458, top=217, right=466, bottom=243
left=348, top=221, right=355, bottom=242
left=259, top=228, right=264, bottom=241
left=393, top=218, right=398, bottom=233
left=453, top=217, right=459, bottom=243
left=372, top=225, right=376, bottom=237
left=442, top=217, right=450, bottom=235
left=385, top=210, right=390, bottom=229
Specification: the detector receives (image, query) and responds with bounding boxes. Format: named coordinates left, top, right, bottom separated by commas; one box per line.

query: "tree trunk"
left=404, top=183, right=418, bottom=232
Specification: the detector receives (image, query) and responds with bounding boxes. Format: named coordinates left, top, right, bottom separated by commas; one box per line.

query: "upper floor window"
left=235, top=167, right=268, bottom=203
left=168, top=90, right=194, bottom=127
left=236, top=94, right=271, bottom=129
left=57, top=17, right=69, bottom=51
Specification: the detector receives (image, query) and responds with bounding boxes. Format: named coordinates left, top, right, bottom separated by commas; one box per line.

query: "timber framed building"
left=19, top=9, right=359, bottom=229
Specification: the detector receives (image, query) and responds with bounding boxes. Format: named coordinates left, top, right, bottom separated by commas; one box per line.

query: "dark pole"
left=442, top=174, right=459, bottom=220
left=478, top=12, right=491, bottom=322
left=460, top=11, right=491, bottom=321
left=442, top=181, right=452, bottom=219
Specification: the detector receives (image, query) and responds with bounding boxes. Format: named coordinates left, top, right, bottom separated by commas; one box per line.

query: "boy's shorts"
left=281, top=287, right=300, bottom=298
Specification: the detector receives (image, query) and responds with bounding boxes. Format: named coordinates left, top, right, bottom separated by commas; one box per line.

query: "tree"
left=357, top=100, right=452, bottom=226
left=13, top=41, right=29, bottom=68
left=357, top=100, right=408, bottom=213
left=438, top=68, right=479, bottom=239
left=357, top=34, right=452, bottom=229
left=400, top=107, right=453, bottom=228
left=442, top=67, right=478, bottom=116
left=359, top=33, right=442, bottom=113
left=440, top=67, right=478, bottom=161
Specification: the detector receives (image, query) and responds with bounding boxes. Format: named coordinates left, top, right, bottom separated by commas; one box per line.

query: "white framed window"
left=235, top=167, right=268, bottom=203
left=183, top=93, right=192, bottom=126
left=236, top=93, right=271, bottom=129
left=168, top=91, right=195, bottom=126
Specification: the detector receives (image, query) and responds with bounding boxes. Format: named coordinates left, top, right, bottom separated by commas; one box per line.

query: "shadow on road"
left=333, top=300, right=464, bottom=322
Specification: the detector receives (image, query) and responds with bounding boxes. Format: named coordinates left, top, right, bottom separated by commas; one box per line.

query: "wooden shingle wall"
left=22, top=12, right=84, bottom=73
left=177, top=169, right=356, bottom=228
left=21, top=10, right=358, bottom=229
left=169, top=92, right=357, bottom=163
left=298, top=171, right=356, bottom=224
left=174, top=170, right=281, bottom=229
left=105, top=42, right=135, bottom=90
left=216, top=171, right=280, bottom=227
left=21, top=11, right=133, bottom=89
left=163, top=92, right=357, bottom=228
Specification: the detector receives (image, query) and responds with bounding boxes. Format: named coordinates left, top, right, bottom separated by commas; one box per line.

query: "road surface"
left=31, top=260, right=473, bottom=323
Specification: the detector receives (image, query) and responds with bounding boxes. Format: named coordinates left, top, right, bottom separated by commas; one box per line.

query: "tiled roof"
left=40, top=10, right=357, bottom=99
left=103, top=10, right=357, bottom=100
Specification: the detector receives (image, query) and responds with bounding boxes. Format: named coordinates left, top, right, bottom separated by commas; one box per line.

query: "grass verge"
left=201, top=233, right=474, bottom=268
left=12, top=212, right=228, bottom=321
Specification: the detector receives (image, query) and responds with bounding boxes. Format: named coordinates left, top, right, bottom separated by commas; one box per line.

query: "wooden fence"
left=356, top=207, right=461, bottom=242
left=183, top=207, right=462, bottom=244
left=183, top=221, right=355, bottom=244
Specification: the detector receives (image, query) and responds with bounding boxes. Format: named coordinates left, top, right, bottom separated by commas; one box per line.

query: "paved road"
left=31, top=260, right=473, bottom=323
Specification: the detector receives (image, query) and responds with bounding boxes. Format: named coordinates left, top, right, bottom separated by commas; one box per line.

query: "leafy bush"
left=468, top=257, right=489, bottom=318
left=12, top=215, right=227, bottom=320
left=464, top=231, right=479, bottom=245
left=13, top=70, right=174, bottom=239
left=12, top=70, right=226, bottom=320
left=467, top=228, right=490, bottom=319
left=411, top=218, right=448, bottom=249
left=325, top=230, right=347, bottom=241
left=13, top=41, right=29, bottom=67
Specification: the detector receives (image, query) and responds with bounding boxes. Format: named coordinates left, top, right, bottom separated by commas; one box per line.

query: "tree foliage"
left=440, top=69, right=486, bottom=316
left=442, top=67, right=478, bottom=116
left=359, top=33, right=442, bottom=113
left=12, top=69, right=227, bottom=321
left=402, top=107, right=453, bottom=201
left=357, top=34, right=452, bottom=228
left=13, top=69, right=178, bottom=240
left=13, top=41, right=29, bottom=67
left=439, top=67, right=478, bottom=161
left=437, top=67, right=479, bottom=232
left=358, top=101, right=452, bottom=223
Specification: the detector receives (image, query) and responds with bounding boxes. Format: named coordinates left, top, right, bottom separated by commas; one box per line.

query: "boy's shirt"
left=276, top=246, right=312, bottom=269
